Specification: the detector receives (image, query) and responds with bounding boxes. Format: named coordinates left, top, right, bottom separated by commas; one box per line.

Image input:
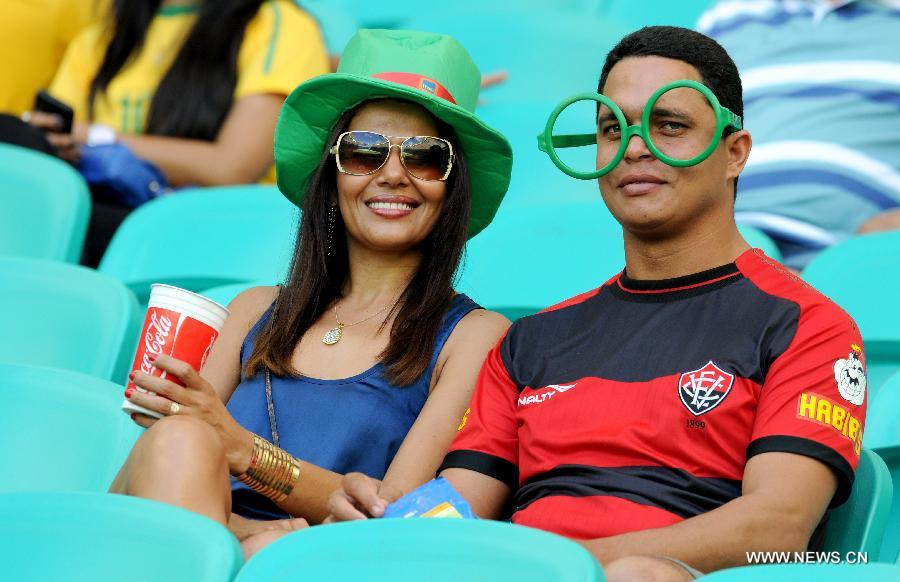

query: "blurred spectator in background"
left=0, top=0, right=108, bottom=116
left=25, top=0, right=329, bottom=266
left=698, top=0, right=900, bottom=270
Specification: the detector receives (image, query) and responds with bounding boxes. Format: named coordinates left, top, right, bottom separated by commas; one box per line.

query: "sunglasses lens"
left=402, top=137, right=452, bottom=181
left=338, top=131, right=389, bottom=175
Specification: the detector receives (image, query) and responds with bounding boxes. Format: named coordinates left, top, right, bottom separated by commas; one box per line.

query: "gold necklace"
left=322, top=300, right=398, bottom=345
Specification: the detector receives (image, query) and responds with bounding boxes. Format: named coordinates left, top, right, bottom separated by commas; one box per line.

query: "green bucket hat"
left=274, top=29, right=513, bottom=239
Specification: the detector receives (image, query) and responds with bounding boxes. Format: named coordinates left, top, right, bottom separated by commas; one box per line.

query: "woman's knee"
left=135, top=415, right=226, bottom=470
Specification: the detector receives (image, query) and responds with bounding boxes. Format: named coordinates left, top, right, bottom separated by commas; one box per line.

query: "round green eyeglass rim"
left=536, top=79, right=743, bottom=180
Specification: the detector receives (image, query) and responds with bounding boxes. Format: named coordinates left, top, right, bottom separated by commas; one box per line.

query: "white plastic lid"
left=148, top=284, right=230, bottom=331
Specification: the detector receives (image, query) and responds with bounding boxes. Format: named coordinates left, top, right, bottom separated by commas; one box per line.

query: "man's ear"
left=725, top=129, right=752, bottom=183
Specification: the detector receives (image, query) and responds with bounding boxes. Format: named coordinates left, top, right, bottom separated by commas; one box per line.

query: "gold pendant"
left=322, top=325, right=343, bottom=345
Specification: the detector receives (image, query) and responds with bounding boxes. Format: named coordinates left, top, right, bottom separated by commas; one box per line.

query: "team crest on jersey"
left=834, top=346, right=866, bottom=406
left=678, top=361, right=734, bottom=416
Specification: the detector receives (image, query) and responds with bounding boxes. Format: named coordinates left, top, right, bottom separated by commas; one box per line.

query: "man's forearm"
left=579, top=494, right=815, bottom=572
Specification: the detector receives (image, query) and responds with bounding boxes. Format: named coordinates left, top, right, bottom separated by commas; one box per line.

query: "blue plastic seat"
left=200, top=281, right=271, bottom=308
left=803, top=231, right=900, bottom=392
left=236, top=518, right=602, bottom=581
left=598, top=0, right=715, bottom=30
left=0, top=491, right=242, bottom=582
left=0, top=257, right=141, bottom=382
left=862, top=371, right=900, bottom=561
left=0, top=143, right=90, bottom=263
left=738, top=225, right=782, bottom=261
left=822, top=449, right=893, bottom=558
left=458, top=202, right=624, bottom=319
left=0, top=362, right=142, bottom=493
left=99, top=185, right=297, bottom=304
left=405, top=8, right=630, bottom=106
left=703, top=563, right=900, bottom=581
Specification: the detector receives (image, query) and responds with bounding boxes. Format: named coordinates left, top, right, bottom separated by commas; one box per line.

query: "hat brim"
left=274, top=74, right=513, bottom=239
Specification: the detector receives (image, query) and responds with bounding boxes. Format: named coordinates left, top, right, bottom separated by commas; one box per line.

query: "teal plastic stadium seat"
left=200, top=281, right=271, bottom=309
left=0, top=491, right=242, bottom=582
left=803, top=232, right=900, bottom=392
left=599, top=0, right=715, bottom=30
left=0, top=362, right=142, bottom=493
left=871, top=445, right=900, bottom=562
left=703, top=563, right=900, bottom=581
left=863, top=372, right=900, bottom=561
left=865, top=372, right=900, bottom=449
left=738, top=225, right=782, bottom=261
left=236, top=518, right=603, bottom=582
left=0, top=257, right=142, bottom=382
left=0, top=143, right=90, bottom=263
left=822, top=449, right=892, bottom=559
left=458, top=203, right=624, bottom=318
left=99, top=185, right=298, bottom=304
left=405, top=8, right=630, bottom=106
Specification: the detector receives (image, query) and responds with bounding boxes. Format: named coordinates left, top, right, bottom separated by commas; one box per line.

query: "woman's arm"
left=118, top=93, right=283, bottom=187
left=31, top=93, right=284, bottom=186
left=380, top=309, right=511, bottom=494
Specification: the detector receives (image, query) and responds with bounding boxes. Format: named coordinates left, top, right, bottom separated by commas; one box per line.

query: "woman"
left=26, top=0, right=330, bottom=265
left=112, top=29, right=514, bottom=556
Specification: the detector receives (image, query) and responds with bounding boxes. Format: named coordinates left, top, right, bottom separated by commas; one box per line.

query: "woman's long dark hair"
left=88, top=0, right=264, bottom=140
left=245, top=101, right=472, bottom=386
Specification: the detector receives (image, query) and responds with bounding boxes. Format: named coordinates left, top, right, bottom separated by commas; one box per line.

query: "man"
left=328, top=26, right=867, bottom=581
left=698, top=0, right=900, bottom=269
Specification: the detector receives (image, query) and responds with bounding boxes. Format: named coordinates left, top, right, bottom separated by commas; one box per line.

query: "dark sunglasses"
left=330, top=130, right=455, bottom=181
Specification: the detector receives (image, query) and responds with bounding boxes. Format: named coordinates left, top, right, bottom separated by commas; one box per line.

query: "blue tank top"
left=227, top=293, right=480, bottom=519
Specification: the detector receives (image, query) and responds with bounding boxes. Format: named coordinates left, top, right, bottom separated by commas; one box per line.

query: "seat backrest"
left=823, top=448, right=893, bottom=557
left=0, top=362, right=142, bottom=493
left=405, top=8, right=630, bottom=106
left=0, top=491, right=242, bottom=582
left=738, top=225, right=782, bottom=261
left=199, top=280, right=271, bottom=308
left=803, top=231, right=900, bottom=392
left=0, top=257, right=142, bottom=382
left=0, top=143, right=90, bottom=263
left=99, top=185, right=298, bottom=304
left=235, top=518, right=602, bottom=582
left=458, top=202, right=624, bottom=316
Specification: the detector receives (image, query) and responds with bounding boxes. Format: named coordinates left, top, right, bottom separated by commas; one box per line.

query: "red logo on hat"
left=371, top=72, right=457, bottom=104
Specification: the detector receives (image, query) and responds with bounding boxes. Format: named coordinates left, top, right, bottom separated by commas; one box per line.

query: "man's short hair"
left=598, top=26, right=743, bottom=125
left=597, top=26, right=744, bottom=196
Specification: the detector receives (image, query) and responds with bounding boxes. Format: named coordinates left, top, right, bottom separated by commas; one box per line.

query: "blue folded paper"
left=382, top=477, right=476, bottom=519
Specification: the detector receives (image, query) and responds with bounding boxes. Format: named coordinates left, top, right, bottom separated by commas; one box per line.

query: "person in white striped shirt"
left=698, top=0, right=900, bottom=269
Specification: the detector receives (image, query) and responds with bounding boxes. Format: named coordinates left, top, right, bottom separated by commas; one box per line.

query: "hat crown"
left=336, top=29, right=481, bottom=113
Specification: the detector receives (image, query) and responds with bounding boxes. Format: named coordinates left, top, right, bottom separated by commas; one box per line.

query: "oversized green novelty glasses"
left=537, top=79, right=743, bottom=179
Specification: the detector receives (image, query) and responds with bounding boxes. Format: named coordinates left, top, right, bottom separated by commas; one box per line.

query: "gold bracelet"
left=237, top=434, right=302, bottom=503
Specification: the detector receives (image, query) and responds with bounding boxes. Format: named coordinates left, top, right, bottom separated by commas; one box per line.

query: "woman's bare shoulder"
left=226, top=285, right=280, bottom=327
left=440, top=308, right=510, bottom=360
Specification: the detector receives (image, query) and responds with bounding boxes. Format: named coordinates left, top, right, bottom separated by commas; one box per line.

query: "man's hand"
left=324, top=472, right=403, bottom=522
left=857, top=209, right=900, bottom=234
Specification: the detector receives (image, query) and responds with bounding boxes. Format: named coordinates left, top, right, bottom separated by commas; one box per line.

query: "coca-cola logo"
left=141, top=311, right=173, bottom=373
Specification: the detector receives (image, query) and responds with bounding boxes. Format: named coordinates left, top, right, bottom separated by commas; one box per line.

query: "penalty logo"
left=678, top=361, right=734, bottom=416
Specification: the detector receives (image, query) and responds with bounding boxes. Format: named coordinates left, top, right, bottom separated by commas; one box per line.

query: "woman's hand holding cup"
left=125, top=353, right=254, bottom=475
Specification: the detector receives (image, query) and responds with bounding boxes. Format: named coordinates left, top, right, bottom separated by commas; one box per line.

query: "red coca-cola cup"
left=122, top=284, right=229, bottom=419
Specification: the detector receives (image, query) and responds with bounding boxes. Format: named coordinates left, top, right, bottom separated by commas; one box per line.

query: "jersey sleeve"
left=437, top=335, right=520, bottom=490
left=48, top=25, right=106, bottom=123
left=748, top=302, right=867, bottom=506
left=234, top=1, right=330, bottom=100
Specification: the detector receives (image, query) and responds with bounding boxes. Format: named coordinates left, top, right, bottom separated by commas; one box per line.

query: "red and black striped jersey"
left=440, top=249, right=867, bottom=540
